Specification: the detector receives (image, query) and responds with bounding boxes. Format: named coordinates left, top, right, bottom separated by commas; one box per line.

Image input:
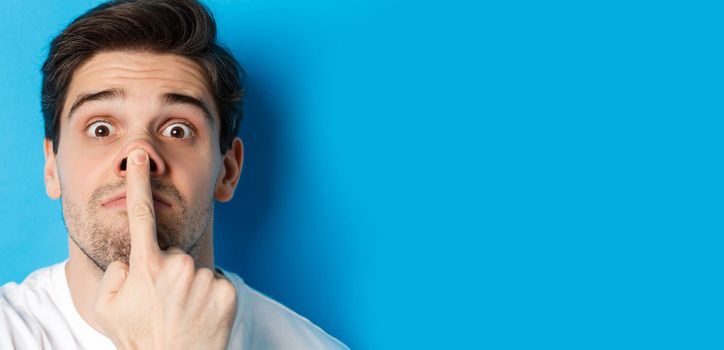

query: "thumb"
left=97, top=261, right=129, bottom=303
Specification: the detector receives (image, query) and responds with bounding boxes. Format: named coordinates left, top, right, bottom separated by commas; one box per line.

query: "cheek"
left=57, top=148, right=115, bottom=202
left=164, top=150, right=219, bottom=200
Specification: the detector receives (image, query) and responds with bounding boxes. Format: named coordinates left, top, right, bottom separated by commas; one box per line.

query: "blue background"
left=1, top=0, right=722, bottom=349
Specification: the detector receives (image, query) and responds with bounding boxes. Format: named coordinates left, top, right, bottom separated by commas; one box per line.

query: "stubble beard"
left=61, top=179, right=213, bottom=274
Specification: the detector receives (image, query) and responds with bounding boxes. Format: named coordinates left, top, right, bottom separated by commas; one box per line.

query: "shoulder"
left=217, top=267, right=349, bottom=350
left=0, top=263, right=65, bottom=348
left=0, top=262, right=58, bottom=318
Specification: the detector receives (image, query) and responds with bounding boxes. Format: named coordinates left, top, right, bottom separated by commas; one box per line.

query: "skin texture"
left=42, top=51, right=244, bottom=348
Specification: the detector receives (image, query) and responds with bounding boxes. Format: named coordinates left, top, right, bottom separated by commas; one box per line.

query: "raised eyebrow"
left=67, top=88, right=125, bottom=120
left=162, top=93, right=215, bottom=127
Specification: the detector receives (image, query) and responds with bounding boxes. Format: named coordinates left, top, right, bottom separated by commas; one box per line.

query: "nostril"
left=119, top=158, right=157, bottom=172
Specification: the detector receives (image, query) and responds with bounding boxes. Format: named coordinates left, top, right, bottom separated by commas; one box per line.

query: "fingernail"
left=132, top=150, right=147, bottom=165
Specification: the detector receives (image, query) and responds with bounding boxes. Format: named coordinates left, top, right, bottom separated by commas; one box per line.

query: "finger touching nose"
left=126, top=148, right=161, bottom=263
left=113, top=141, right=166, bottom=178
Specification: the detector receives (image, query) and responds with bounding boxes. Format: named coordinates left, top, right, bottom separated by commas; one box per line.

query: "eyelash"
left=85, top=118, right=114, bottom=140
left=168, top=120, right=197, bottom=135
left=84, top=118, right=198, bottom=139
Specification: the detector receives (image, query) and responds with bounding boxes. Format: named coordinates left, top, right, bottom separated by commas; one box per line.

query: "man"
left=0, top=0, right=348, bottom=349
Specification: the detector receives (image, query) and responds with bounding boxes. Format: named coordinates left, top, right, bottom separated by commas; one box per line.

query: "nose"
left=120, top=157, right=158, bottom=172
left=113, top=140, right=166, bottom=178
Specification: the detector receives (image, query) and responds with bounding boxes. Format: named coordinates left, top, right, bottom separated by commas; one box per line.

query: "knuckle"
left=106, top=262, right=129, bottom=278
left=213, top=279, right=238, bottom=312
left=195, top=267, right=214, bottom=284
left=171, top=254, right=196, bottom=272
left=107, top=260, right=128, bottom=272
left=215, top=279, right=237, bottom=301
left=131, top=202, right=154, bottom=219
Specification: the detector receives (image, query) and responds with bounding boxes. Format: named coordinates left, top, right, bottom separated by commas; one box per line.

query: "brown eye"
left=95, top=125, right=110, bottom=137
left=162, top=123, right=194, bottom=139
left=85, top=121, right=116, bottom=138
left=170, top=126, right=185, bottom=138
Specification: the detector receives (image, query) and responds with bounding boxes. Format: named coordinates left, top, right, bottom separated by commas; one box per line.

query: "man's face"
left=44, top=51, right=229, bottom=271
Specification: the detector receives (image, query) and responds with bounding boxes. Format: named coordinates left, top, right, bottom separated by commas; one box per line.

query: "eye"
left=161, top=122, right=194, bottom=139
left=85, top=120, right=116, bottom=138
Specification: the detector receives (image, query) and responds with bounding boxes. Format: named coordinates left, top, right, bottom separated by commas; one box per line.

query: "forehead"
left=63, top=51, right=217, bottom=118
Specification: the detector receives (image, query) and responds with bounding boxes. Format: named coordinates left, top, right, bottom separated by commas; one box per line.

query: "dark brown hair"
left=41, top=0, right=245, bottom=154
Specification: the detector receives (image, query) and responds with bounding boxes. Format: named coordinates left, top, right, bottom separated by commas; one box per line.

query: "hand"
left=92, top=149, right=237, bottom=350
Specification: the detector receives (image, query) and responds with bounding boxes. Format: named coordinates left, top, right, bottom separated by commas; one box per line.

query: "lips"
left=101, top=192, right=172, bottom=208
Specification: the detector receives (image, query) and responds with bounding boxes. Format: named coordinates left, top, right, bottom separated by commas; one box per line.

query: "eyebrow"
left=67, top=88, right=216, bottom=127
left=162, top=93, right=215, bottom=127
left=68, top=88, right=124, bottom=120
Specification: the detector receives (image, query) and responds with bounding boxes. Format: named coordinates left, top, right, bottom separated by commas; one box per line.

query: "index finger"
left=126, top=149, right=161, bottom=264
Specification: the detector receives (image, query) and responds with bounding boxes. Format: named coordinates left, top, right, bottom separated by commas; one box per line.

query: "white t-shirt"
left=0, top=260, right=348, bottom=349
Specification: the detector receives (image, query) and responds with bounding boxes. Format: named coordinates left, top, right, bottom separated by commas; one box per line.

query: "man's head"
left=40, top=0, right=245, bottom=272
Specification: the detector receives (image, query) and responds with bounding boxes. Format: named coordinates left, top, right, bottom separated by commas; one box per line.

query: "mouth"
left=101, top=193, right=172, bottom=209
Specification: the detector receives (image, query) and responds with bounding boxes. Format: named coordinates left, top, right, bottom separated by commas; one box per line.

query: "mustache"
left=88, top=179, right=184, bottom=208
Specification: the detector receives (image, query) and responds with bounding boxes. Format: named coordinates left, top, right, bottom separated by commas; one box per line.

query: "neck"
left=64, top=224, right=215, bottom=335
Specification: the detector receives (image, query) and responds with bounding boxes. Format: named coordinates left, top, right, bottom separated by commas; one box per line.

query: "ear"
left=43, top=138, right=61, bottom=199
left=214, top=137, right=244, bottom=202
